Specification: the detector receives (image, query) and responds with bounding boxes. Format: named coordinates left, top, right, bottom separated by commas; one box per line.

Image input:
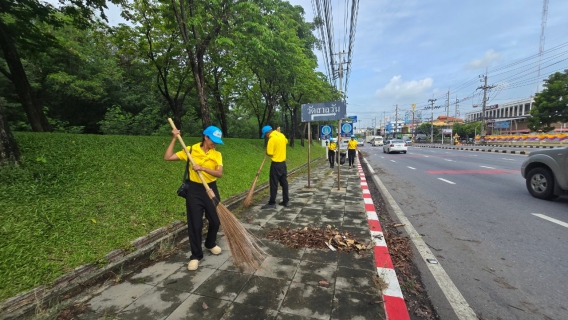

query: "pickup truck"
left=521, top=147, right=568, bottom=199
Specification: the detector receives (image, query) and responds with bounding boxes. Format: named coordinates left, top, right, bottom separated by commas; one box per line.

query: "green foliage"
left=0, top=132, right=324, bottom=301
left=98, top=105, right=162, bottom=135
left=529, top=70, right=568, bottom=132
left=453, top=121, right=481, bottom=138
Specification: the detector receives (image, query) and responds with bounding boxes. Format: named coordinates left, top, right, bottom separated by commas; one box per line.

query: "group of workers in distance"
left=327, top=135, right=358, bottom=169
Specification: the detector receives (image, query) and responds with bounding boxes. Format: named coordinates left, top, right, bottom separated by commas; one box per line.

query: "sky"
left=98, top=0, right=568, bottom=130
left=284, top=0, right=568, bottom=130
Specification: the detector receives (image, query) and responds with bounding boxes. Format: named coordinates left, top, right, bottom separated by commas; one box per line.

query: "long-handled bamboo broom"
left=167, top=118, right=266, bottom=271
left=243, top=156, right=267, bottom=207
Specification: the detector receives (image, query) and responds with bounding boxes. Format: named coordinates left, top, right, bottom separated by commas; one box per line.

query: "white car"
left=371, top=137, right=384, bottom=147
left=357, top=139, right=365, bottom=147
left=383, top=139, right=408, bottom=154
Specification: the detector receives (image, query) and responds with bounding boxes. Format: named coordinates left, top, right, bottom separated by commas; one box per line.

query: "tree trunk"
left=211, top=69, right=228, bottom=136
left=0, top=19, right=51, bottom=132
left=0, top=102, right=21, bottom=165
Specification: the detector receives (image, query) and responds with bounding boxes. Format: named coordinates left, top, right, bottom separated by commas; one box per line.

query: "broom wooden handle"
left=168, top=118, right=216, bottom=198
left=255, top=156, right=267, bottom=177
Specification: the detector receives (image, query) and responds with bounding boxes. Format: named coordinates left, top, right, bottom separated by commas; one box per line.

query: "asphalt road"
left=361, top=144, right=568, bottom=320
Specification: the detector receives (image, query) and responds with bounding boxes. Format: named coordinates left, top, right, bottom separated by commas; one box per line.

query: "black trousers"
left=348, top=149, right=356, bottom=166
left=328, top=150, right=336, bottom=167
left=185, top=181, right=221, bottom=260
left=269, top=161, right=289, bottom=205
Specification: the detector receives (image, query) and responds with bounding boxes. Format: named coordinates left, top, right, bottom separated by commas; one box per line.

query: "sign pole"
left=337, top=119, right=341, bottom=191
left=307, top=122, right=311, bottom=188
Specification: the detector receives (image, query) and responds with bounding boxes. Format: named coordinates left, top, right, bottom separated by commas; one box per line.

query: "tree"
left=529, top=70, right=568, bottom=132
left=0, top=0, right=113, bottom=165
left=0, top=0, right=56, bottom=132
left=0, top=99, right=20, bottom=165
left=129, top=0, right=195, bottom=130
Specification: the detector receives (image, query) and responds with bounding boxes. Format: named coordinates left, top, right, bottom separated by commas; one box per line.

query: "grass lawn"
left=0, top=132, right=325, bottom=302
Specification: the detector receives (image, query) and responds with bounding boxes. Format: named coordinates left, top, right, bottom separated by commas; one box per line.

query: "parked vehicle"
left=371, top=136, right=384, bottom=147
left=383, top=139, right=407, bottom=154
left=521, top=147, right=568, bottom=199
left=357, top=138, right=365, bottom=147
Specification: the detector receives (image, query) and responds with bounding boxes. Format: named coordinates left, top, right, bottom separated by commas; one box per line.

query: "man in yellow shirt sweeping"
left=260, top=125, right=290, bottom=209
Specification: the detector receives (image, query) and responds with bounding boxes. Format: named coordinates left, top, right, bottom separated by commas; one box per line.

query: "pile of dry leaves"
left=265, top=225, right=373, bottom=253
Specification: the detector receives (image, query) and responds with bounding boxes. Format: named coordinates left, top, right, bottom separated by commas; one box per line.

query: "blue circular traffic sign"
left=342, top=123, right=352, bottom=133
left=322, top=125, right=332, bottom=135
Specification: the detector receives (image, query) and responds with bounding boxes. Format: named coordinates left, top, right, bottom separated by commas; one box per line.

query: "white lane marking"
left=438, top=178, right=456, bottom=184
left=480, top=166, right=495, bottom=169
left=532, top=214, right=568, bottom=228
left=424, top=156, right=430, bottom=157
left=408, top=166, right=416, bottom=170
left=470, top=155, right=478, bottom=156
left=444, top=159, right=454, bottom=162
left=390, top=160, right=396, bottom=163
left=502, top=158, right=516, bottom=161
left=363, top=158, right=477, bottom=319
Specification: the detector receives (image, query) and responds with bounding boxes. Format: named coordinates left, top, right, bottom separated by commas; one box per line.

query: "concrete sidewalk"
left=67, top=157, right=403, bottom=320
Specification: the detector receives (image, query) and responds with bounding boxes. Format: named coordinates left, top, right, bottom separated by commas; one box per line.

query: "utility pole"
left=395, top=104, right=399, bottom=138
left=444, top=90, right=449, bottom=144
left=477, top=73, right=495, bottom=144
left=383, top=111, right=386, bottom=137
left=428, top=98, right=436, bottom=143
left=411, top=104, right=416, bottom=142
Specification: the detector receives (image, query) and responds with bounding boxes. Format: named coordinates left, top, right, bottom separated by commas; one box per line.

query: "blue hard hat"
left=203, top=126, right=224, bottom=145
left=351, top=135, right=356, bottom=138
left=261, top=125, right=273, bottom=138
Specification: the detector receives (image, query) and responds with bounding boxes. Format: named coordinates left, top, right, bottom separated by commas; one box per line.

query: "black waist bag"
left=177, top=146, right=192, bottom=198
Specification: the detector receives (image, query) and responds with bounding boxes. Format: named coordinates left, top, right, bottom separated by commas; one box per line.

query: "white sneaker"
left=208, top=245, right=222, bottom=255
left=187, top=259, right=199, bottom=271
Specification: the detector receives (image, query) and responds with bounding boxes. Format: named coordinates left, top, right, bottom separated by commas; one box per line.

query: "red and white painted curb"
left=356, top=155, right=410, bottom=320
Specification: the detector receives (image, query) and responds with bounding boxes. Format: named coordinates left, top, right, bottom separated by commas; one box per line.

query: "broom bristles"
left=243, top=156, right=267, bottom=207
left=243, top=175, right=259, bottom=207
left=216, top=202, right=267, bottom=271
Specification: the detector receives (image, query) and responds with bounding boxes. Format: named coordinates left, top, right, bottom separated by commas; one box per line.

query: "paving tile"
left=118, top=286, right=191, bottom=320
left=218, top=257, right=258, bottom=274
left=275, top=313, right=316, bottom=320
left=234, top=275, right=290, bottom=309
left=85, top=282, right=153, bottom=315
left=193, top=270, right=251, bottom=301
left=164, top=294, right=231, bottom=320
left=254, top=256, right=301, bottom=280
left=280, top=282, right=333, bottom=320
left=292, top=261, right=337, bottom=286
left=260, top=240, right=305, bottom=260
left=220, top=304, right=278, bottom=320
left=335, top=267, right=378, bottom=296
left=129, top=261, right=184, bottom=286
left=301, top=248, right=338, bottom=265
left=337, top=251, right=375, bottom=271
left=331, top=289, right=384, bottom=320
left=159, top=266, right=216, bottom=293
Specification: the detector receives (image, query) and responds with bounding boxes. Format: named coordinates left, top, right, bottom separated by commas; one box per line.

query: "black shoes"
left=278, top=201, right=290, bottom=207
left=261, top=203, right=276, bottom=210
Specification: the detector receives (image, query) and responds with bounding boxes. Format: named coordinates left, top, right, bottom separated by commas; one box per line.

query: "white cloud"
left=374, top=76, right=433, bottom=101
left=465, top=50, right=501, bottom=69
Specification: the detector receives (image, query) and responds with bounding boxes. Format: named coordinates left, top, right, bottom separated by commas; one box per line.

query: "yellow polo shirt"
left=266, top=131, right=288, bottom=162
left=176, top=143, right=223, bottom=183
left=348, top=139, right=358, bottom=150
left=328, top=142, right=337, bottom=151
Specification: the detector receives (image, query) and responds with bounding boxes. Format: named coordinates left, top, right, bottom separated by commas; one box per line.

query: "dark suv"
left=521, top=147, right=568, bottom=199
